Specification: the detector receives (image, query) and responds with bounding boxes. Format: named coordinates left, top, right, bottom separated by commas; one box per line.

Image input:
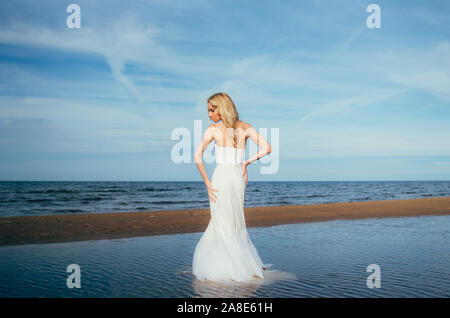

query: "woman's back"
left=215, top=144, right=245, bottom=165
left=213, top=120, right=249, bottom=149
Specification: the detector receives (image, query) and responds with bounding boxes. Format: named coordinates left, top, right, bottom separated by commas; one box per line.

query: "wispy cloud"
left=386, top=41, right=450, bottom=102
left=432, top=161, right=450, bottom=165
left=0, top=17, right=160, bottom=103
left=296, top=89, right=407, bottom=124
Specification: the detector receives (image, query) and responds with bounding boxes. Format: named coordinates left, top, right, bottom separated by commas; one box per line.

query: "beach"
left=1, top=196, right=449, bottom=246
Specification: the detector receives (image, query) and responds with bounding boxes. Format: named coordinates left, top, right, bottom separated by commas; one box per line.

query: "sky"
left=0, top=0, right=449, bottom=181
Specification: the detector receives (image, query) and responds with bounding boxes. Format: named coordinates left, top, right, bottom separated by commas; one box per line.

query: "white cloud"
left=0, top=14, right=221, bottom=103
left=388, top=70, right=450, bottom=102
left=0, top=96, right=164, bottom=154
left=432, top=161, right=450, bottom=165
left=379, top=41, right=450, bottom=101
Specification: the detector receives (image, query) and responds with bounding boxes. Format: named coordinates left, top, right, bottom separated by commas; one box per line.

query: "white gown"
left=192, top=144, right=265, bottom=282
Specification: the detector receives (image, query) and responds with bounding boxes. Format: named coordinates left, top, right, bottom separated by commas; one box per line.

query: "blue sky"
left=0, top=0, right=449, bottom=181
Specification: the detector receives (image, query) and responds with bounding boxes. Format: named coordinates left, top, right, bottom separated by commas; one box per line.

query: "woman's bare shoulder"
left=209, top=122, right=225, bottom=129
left=237, top=120, right=254, bottom=131
left=205, top=123, right=220, bottom=135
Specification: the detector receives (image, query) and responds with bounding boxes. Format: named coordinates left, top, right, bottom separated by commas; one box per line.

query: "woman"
left=192, top=92, right=272, bottom=282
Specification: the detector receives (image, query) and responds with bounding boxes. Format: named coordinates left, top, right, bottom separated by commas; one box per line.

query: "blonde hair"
left=207, top=92, right=240, bottom=147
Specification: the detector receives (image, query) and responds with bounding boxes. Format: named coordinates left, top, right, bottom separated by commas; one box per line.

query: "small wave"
left=58, top=209, right=85, bottom=213
left=421, top=194, right=433, bottom=197
left=58, top=196, right=82, bottom=202
left=143, top=187, right=176, bottom=192
left=47, top=189, right=76, bottom=194
left=305, top=194, right=329, bottom=198
left=27, top=198, right=53, bottom=203
left=147, top=193, right=170, bottom=198
left=97, top=189, right=126, bottom=193
left=349, top=197, right=372, bottom=201
left=151, top=200, right=195, bottom=205
left=266, top=200, right=290, bottom=205
left=28, top=189, right=77, bottom=194
left=81, top=197, right=103, bottom=202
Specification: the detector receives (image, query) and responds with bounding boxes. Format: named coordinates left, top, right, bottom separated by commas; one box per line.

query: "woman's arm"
left=244, top=124, right=272, bottom=166
left=193, top=125, right=219, bottom=202
left=193, top=125, right=215, bottom=184
left=241, top=124, right=271, bottom=184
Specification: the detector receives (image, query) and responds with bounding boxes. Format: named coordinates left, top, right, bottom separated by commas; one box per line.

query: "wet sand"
left=0, top=196, right=449, bottom=246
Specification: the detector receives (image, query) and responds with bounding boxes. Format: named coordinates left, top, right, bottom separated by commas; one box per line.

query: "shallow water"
left=0, top=215, right=449, bottom=297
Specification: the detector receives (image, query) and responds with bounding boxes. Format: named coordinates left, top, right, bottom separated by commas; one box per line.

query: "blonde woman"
left=192, top=92, right=272, bottom=282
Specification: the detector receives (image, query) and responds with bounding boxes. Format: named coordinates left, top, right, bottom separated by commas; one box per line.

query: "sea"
left=1, top=180, right=450, bottom=217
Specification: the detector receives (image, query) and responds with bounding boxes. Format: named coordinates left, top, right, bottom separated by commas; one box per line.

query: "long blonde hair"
left=207, top=92, right=240, bottom=147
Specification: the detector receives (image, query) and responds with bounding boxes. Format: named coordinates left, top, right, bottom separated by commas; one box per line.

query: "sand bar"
left=0, top=196, right=449, bottom=246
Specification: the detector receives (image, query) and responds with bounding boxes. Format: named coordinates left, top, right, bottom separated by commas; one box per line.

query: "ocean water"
left=0, top=215, right=449, bottom=298
left=1, top=180, right=449, bottom=217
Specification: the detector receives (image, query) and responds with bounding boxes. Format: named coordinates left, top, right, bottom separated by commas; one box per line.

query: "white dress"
left=192, top=144, right=265, bottom=282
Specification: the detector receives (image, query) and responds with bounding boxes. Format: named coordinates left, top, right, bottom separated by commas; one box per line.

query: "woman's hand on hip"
left=205, top=181, right=219, bottom=203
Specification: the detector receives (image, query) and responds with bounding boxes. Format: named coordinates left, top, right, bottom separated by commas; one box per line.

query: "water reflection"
left=192, top=268, right=297, bottom=298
